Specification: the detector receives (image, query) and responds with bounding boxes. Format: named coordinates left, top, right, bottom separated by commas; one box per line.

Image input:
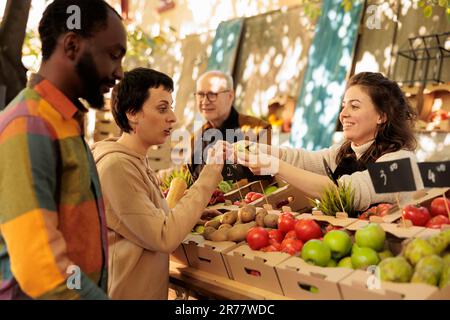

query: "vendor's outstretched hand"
left=233, top=141, right=279, bottom=176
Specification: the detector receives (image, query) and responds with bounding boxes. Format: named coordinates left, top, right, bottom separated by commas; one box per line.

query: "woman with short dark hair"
left=91, top=68, right=224, bottom=299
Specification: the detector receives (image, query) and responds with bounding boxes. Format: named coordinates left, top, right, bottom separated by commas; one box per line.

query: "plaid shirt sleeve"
left=0, top=115, right=107, bottom=300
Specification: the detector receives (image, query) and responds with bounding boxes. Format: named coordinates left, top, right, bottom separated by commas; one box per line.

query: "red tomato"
left=246, top=227, right=269, bottom=250
left=281, top=238, right=303, bottom=255
left=361, top=206, right=378, bottom=218
left=358, top=212, right=369, bottom=220
left=250, top=193, right=264, bottom=202
left=268, top=229, right=283, bottom=244
left=245, top=192, right=256, bottom=201
left=426, top=215, right=450, bottom=229
left=280, top=212, right=295, bottom=220
left=402, top=205, right=431, bottom=226
left=261, top=243, right=282, bottom=252
left=430, top=197, right=450, bottom=217
left=294, top=219, right=323, bottom=242
left=278, top=216, right=296, bottom=234
left=284, top=230, right=298, bottom=240
left=377, top=203, right=393, bottom=216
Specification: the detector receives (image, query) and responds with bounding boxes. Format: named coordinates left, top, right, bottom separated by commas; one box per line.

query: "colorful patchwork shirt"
left=0, top=76, right=108, bottom=299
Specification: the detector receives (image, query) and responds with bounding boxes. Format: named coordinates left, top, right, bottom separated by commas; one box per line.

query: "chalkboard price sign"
left=367, top=158, right=417, bottom=193
left=418, top=161, right=450, bottom=188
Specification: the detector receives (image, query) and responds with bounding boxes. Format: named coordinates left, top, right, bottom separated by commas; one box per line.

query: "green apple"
left=355, top=223, right=386, bottom=252
left=443, top=253, right=450, bottom=266
left=326, top=259, right=337, bottom=267
left=379, top=257, right=413, bottom=283
left=323, top=230, right=352, bottom=259
left=351, top=246, right=380, bottom=270
left=194, top=225, right=205, bottom=234
left=264, top=185, right=278, bottom=195
left=404, top=238, right=435, bottom=266
left=337, top=256, right=353, bottom=269
left=301, top=239, right=331, bottom=267
left=378, top=249, right=394, bottom=260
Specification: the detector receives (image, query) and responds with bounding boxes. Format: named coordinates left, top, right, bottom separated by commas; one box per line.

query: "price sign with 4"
left=418, top=161, right=450, bottom=188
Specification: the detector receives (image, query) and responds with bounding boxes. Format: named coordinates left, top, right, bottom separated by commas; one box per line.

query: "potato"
left=263, top=214, right=278, bottom=228
left=221, top=211, right=238, bottom=225
left=255, top=210, right=268, bottom=227
left=238, top=205, right=256, bottom=223
left=204, top=220, right=221, bottom=229
left=218, top=224, right=232, bottom=230
left=227, top=221, right=256, bottom=242
left=203, top=226, right=217, bottom=240
left=210, top=228, right=229, bottom=242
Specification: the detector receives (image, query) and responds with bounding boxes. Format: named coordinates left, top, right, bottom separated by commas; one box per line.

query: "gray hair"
left=196, top=70, right=234, bottom=90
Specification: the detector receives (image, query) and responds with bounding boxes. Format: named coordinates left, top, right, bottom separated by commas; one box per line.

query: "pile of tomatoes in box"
left=358, top=203, right=394, bottom=220
left=402, top=196, right=450, bottom=228
left=233, top=192, right=264, bottom=206
left=245, top=212, right=338, bottom=256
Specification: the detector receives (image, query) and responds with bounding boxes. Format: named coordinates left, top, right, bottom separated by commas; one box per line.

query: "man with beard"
left=0, top=0, right=126, bottom=299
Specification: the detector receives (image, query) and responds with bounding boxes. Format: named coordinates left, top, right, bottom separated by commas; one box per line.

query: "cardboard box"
left=296, top=212, right=359, bottom=228
left=339, top=269, right=450, bottom=300
left=225, top=244, right=291, bottom=295
left=339, top=223, right=450, bottom=300
left=346, top=188, right=449, bottom=225
left=276, top=256, right=354, bottom=300
left=250, top=184, right=312, bottom=212
left=182, top=234, right=240, bottom=279
left=223, top=180, right=271, bottom=203
left=346, top=220, right=426, bottom=238
left=170, top=244, right=189, bottom=266
left=414, top=227, right=443, bottom=238
left=386, top=188, right=450, bottom=223
left=206, top=203, right=240, bottom=211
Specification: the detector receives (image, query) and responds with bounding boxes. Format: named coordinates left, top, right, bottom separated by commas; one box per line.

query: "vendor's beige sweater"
left=91, top=138, right=222, bottom=300
left=279, top=140, right=424, bottom=210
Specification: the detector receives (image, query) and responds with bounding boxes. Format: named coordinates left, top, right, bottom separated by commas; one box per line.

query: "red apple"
left=430, top=197, right=450, bottom=217
left=402, top=204, right=430, bottom=226
left=426, top=215, right=450, bottom=229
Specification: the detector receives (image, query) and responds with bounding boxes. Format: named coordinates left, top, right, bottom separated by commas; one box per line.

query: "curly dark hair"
left=336, top=72, right=417, bottom=165
left=111, top=68, right=174, bottom=133
left=38, top=0, right=121, bottom=61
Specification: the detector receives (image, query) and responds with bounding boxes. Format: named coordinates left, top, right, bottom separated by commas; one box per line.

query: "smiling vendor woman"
left=237, top=72, right=423, bottom=213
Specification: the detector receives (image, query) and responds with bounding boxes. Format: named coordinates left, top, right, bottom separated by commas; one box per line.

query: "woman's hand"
left=233, top=141, right=279, bottom=176
left=205, top=140, right=232, bottom=172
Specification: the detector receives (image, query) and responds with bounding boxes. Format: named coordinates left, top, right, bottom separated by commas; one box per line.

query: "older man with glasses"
left=188, top=70, right=271, bottom=181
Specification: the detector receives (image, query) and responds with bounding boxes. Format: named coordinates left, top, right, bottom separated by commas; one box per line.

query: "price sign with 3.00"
left=367, top=158, right=417, bottom=193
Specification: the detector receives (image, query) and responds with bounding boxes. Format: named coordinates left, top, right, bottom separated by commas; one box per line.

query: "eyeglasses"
left=194, top=90, right=229, bottom=102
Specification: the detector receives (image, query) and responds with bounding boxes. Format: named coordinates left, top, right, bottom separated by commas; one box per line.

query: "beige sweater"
left=279, top=140, right=424, bottom=210
left=91, top=138, right=221, bottom=300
